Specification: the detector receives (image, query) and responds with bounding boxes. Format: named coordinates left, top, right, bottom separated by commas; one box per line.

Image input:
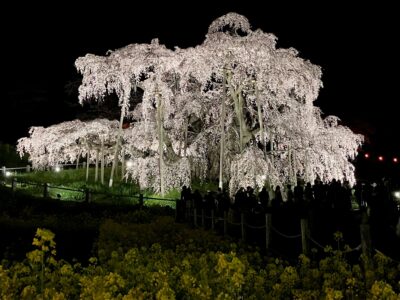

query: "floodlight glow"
left=394, top=157, right=398, bottom=163
left=55, top=166, right=61, bottom=172
left=5, top=171, right=12, bottom=177
left=364, top=153, right=369, bottom=158
left=378, top=156, right=384, bottom=161
left=126, top=160, right=134, bottom=168
left=394, top=191, right=400, bottom=200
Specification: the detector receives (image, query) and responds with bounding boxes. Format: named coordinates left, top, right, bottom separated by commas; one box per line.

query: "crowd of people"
left=177, top=178, right=400, bottom=236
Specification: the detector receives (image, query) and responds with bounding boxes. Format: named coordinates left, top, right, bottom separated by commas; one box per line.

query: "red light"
left=364, top=153, right=369, bottom=158
left=378, top=156, right=384, bottom=161
left=394, top=157, right=398, bottom=163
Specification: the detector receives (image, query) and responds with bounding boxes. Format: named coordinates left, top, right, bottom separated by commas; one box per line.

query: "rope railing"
left=306, top=234, right=362, bottom=253
left=48, top=185, right=85, bottom=193
left=345, top=244, right=361, bottom=253
left=144, top=196, right=177, bottom=202
left=186, top=209, right=316, bottom=258
left=5, top=178, right=177, bottom=205
left=1, top=163, right=88, bottom=172
left=245, top=223, right=266, bottom=229
left=3, top=166, right=28, bottom=170
left=374, top=248, right=400, bottom=264
left=17, top=181, right=40, bottom=187
left=307, top=235, right=325, bottom=249
left=271, top=226, right=301, bottom=239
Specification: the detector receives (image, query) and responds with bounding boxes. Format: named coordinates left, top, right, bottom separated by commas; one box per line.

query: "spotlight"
left=126, top=160, right=134, bottom=168
left=378, top=156, right=384, bottom=161
left=5, top=171, right=12, bottom=177
left=364, top=153, right=369, bottom=158
left=394, top=191, right=400, bottom=200
left=393, top=157, right=398, bottom=163
left=54, top=166, right=61, bottom=172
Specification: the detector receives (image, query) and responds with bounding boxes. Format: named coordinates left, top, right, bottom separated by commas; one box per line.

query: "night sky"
left=3, top=2, right=399, bottom=156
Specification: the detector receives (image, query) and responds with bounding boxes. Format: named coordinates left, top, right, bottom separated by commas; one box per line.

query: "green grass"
left=16, top=167, right=138, bottom=194
left=9, top=168, right=173, bottom=206
left=7, top=167, right=218, bottom=208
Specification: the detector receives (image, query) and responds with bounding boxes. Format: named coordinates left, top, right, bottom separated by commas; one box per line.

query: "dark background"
left=2, top=2, right=399, bottom=165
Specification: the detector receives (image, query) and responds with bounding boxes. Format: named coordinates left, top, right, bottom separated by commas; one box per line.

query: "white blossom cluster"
left=18, top=13, right=363, bottom=195
left=17, top=119, right=119, bottom=169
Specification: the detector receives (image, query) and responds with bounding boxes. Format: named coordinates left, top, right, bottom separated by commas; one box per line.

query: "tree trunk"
left=219, top=70, right=227, bottom=190
left=95, top=148, right=99, bottom=182
left=270, top=132, right=274, bottom=165
left=183, top=117, right=188, bottom=157
left=121, top=148, right=125, bottom=180
left=229, top=84, right=242, bottom=151
left=291, top=149, right=297, bottom=186
left=303, top=137, right=309, bottom=183
left=86, top=145, right=90, bottom=182
left=238, top=94, right=244, bottom=152
left=109, top=105, right=125, bottom=188
left=255, top=84, right=266, bottom=158
left=101, top=140, right=105, bottom=185
left=178, top=135, right=182, bottom=157
left=156, top=91, right=165, bottom=196
left=76, top=150, right=81, bottom=169
left=288, top=144, right=294, bottom=185
left=115, top=153, right=119, bottom=180
left=228, top=81, right=250, bottom=152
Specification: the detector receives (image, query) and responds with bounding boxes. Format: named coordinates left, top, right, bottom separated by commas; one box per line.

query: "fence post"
left=11, top=178, right=17, bottom=193
left=301, top=218, right=310, bottom=255
left=359, top=209, right=373, bottom=287
left=43, top=183, right=49, bottom=198
left=201, top=209, right=205, bottom=227
left=85, top=188, right=91, bottom=203
left=241, top=213, right=246, bottom=241
left=211, top=210, right=215, bottom=230
left=2, top=166, right=5, bottom=176
left=265, top=213, right=272, bottom=251
left=360, top=209, right=372, bottom=260
left=76, top=152, right=81, bottom=169
left=26, top=165, right=31, bottom=172
left=95, top=149, right=99, bottom=182
left=223, top=211, right=227, bottom=236
left=139, top=194, right=144, bottom=208
left=194, top=208, right=197, bottom=227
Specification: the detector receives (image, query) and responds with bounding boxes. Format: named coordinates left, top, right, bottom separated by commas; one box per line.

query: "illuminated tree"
left=71, top=12, right=362, bottom=194
left=195, top=13, right=362, bottom=193
left=17, top=119, right=119, bottom=183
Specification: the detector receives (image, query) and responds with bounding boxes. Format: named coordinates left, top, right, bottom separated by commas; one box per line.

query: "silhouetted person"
left=176, top=186, right=187, bottom=222
left=304, top=182, right=314, bottom=206
left=271, top=185, right=283, bottom=209
left=234, top=187, right=246, bottom=211
left=285, top=184, right=294, bottom=208
left=258, top=187, right=269, bottom=210
left=294, top=183, right=304, bottom=208
left=246, top=186, right=257, bottom=212
left=217, top=188, right=230, bottom=215
left=313, top=180, right=325, bottom=208
left=327, top=179, right=339, bottom=209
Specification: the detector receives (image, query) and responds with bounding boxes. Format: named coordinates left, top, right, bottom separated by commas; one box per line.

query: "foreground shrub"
left=1, top=227, right=399, bottom=299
